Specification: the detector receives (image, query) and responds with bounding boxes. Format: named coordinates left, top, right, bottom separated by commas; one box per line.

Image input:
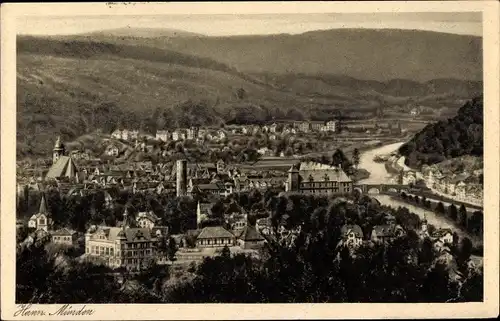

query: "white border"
left=2, top=2, right=499, bottom=320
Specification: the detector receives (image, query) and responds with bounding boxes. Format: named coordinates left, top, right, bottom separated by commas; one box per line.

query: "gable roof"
left=90, top=226, right=151, bottom=242
left=197, top=226, right=234, bottom=239
left=237, top=225, right=265, bottom=242
left=46, top=156, right=78, bottom=179
left=52, top=227, right=76, bottom=236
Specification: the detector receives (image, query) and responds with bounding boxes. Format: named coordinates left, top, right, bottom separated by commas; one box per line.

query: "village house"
left=310, top=121, right=324, bottom=132
left=340, top=224, right=363, bottom=249
left=28, top=194, right=52, bottom=232
left=226, top=213, right=248, bottom=233
left=216, top=129, right=227, bottom=141
left=269, top=123, right=278, bottom=133
left=196, top=226, right=236, bottom=248
left=136, top=211, right=160, bottom=229
left=172, top=129, right=186, bottom=142
left=111, top=129, right=123, bottom=140
left=370, top=224, right=406, bottom=243
left=257, top=147, right=274, bottom=156
left=51, top=228, right=78, bottom=246
left=236, top=225, right=266, bottom=249
left=155, top=130, right=170, bottom=142
left=324, top=120, right=337, bottom=132
left=431, top=228, right=454, bottom=252
left=256, top=217, right=273, bottom=235
left=105, top=144, right=120, bottom=157
left=295, top=121, right=311, bottom=133
left=186, top=127, right=199, bottom=140
left=410, top=107, right=421, bottom=116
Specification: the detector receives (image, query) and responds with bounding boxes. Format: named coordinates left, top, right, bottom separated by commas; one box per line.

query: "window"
left=105, top=248, right=109, bottom=255
left=39, top=218, right=45, bottom=225
left=86, top=247, right=89, bottom=253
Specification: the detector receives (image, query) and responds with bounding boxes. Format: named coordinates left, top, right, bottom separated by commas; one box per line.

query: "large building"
left=85, top=223, right=154, bottom=270
left=285, top=162, right=353, bottom=195
left=46, top=137, right=78, bottom=181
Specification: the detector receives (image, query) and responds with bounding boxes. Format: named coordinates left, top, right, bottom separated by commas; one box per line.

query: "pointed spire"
left=123, top=206, right=129, bottom=231
left=54, top=136, right=63, bottom=149
left=38, top=193, right=48, bottom=214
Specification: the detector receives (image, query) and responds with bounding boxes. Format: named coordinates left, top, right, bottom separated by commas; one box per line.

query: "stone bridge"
left=353, top=184, right=409, bottom=195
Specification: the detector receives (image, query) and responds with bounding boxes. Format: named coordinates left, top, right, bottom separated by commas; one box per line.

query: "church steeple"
left=53, top=136, right=65, bottom=164
left=38, top=193, right=48, bottom=214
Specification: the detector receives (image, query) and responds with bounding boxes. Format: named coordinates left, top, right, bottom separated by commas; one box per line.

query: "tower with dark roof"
left=53, top=136, right=65, bottom=164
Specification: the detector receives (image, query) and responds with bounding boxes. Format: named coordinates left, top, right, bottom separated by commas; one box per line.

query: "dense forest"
left=399, top=96, right=483, bottom=168
left=17, top=191, right=482, bottom=303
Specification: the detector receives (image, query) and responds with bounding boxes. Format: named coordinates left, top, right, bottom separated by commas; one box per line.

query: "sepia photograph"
left=1, top=2, right=499, bottom=320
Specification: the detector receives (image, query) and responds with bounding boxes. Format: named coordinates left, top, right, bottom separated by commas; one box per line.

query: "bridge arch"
left=353, top=187, right=363, bottom=195
left=387, top=188, right=397, bottom=193
left=368, top=187, right=380, bottom=195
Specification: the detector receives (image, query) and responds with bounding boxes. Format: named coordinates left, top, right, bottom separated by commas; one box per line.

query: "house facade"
left=85, top=225, right=154, bottom=270
left=196, top=226, right=236, bottom=248
left=286, top=162, right=353, bottom=195
left=51, top=228, right=78, bottom=246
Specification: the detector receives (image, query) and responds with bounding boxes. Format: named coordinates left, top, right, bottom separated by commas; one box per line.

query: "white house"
left=105, top=144, right=119, bottom=157
left=28, top=194, right=52, bottom=232
left=136, top=211, right=160, bottom=229
left=340, top=224, right=363, bottom=248
left=156, top=130, right=170, bottom=142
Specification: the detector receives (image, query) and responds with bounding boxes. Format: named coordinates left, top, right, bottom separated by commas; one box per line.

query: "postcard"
left=1, top=2, right=499, bottom=320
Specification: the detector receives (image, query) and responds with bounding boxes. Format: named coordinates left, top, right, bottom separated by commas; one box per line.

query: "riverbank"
left=405, top=190, right=483, bottom=211
left=374, top=194, right=483, bottom=247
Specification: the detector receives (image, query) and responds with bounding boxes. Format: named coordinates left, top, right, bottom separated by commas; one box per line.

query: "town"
left=14, top=11, right=485, bottom=305
left=17, top=110, right=483, bottom=280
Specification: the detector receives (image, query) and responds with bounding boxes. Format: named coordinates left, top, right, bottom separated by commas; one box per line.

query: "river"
left=358, top=142, right=482, bottom=246
left=358, top=142, right=404, bottom=184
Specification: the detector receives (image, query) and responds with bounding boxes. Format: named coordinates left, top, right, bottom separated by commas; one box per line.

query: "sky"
left=17, top=12, right=482, bottom=37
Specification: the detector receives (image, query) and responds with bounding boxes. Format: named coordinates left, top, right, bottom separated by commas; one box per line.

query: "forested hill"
left=399, top=96, right=483, bottom=168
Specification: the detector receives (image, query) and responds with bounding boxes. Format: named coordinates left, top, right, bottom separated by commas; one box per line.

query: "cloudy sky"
left=17, top=12, right=482, bottom=37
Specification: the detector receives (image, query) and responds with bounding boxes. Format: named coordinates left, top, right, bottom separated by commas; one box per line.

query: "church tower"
left=53, top=136, right=65, bottom=164
left=286, top=164, right=300, bottom=192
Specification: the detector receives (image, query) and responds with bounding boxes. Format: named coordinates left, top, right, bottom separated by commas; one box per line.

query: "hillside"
left=398, top=96, right=483, bottom=168
left=17, top=34, right=482, bottom=158
left=83, top=27, right=206, bottom=38
left=63, top=28, right=483, bottom=82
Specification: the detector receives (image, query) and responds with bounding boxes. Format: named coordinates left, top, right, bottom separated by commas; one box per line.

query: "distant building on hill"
left=285, top=162, right=352, bottom=195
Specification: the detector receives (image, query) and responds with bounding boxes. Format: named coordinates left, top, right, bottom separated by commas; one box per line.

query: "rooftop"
left=197, top=226, right=234, bottom=240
